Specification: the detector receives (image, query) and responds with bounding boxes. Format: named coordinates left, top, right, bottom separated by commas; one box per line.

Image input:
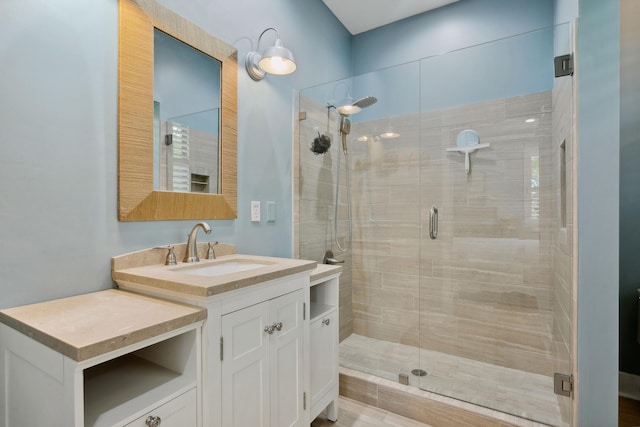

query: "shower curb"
left=338, top=367, right=551, bottom=427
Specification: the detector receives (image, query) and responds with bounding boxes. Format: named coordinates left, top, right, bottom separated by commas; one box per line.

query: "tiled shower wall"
left=295, top=97, right=353, bottom=342
left=295, top=89, right=573, bottom=388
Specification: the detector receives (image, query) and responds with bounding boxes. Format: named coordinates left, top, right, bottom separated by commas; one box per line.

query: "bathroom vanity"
left=0, top=290, right=206, bottom=427
left=111, top=244, right=341, bottom=427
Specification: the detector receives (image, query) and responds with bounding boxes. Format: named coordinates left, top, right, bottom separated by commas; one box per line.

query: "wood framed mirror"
left=118, top=0, right=237, bottom=221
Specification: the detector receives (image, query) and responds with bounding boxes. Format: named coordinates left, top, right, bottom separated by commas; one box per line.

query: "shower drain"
left=411, top=369, right=427, bottom=377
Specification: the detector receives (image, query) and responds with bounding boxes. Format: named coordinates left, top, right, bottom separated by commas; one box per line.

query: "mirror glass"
left=118, top=0, right=238, bottom=221
left=153, top=29, right=221, bottom=194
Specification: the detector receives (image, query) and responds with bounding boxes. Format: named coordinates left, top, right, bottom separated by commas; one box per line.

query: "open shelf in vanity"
left=83, top=330, right=198, bottom=426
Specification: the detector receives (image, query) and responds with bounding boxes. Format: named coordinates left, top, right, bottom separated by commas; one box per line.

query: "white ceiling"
left=322, top=0, right=461, bottom=35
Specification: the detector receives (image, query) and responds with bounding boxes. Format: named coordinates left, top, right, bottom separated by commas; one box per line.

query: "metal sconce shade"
left=259, top=39, right=296, bottom=75
left=246, top=28, right=296, bottom=81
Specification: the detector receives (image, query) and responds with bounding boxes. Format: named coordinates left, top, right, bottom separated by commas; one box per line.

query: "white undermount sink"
left=172, top=261, right=267, bottom=277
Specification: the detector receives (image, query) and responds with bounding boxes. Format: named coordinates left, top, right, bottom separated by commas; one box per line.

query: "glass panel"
left=298, top=62, right=422, bottom=381
left=418, top=24, right=573, bottom=426
left=297, top=21, right=573, bottom=427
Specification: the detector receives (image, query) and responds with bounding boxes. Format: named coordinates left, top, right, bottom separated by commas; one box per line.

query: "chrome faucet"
left=183, top=222, right=212, bottom=262
left=323, top=249, right=345, bottom=265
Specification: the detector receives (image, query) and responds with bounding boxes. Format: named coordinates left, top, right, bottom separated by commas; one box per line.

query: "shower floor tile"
left=340, top=334, right=565, bottom=427
left=311, top=396, right=434, bottom=427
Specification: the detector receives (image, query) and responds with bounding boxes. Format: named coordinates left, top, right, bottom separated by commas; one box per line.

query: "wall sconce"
left=245, top=27, right=296, bottom=81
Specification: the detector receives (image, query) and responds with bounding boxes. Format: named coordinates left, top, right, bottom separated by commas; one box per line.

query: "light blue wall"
left=352, top=0, right=554, bottom=75
left=341, top=0, right=556, bottom=124
left=576, top=0, right=619, bottom=424
left=0, top=0, right=350, bottom=308
left=555, top=0, right=578, bottom=25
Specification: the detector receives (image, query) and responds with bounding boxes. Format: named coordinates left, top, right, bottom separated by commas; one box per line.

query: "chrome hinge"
left=220, top=337, right=223, bottom=361
left=303, top=392, right=307, bottom=410
left=554, top=54, right=574, bottom=77
left=303, top=302, right=306, bottom=320
left=165, top=134, right=173, bottom=145
left=554, top=372, right=573, bottom=397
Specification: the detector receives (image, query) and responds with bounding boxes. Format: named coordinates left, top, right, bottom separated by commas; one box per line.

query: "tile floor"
left=339, top=334, right=565, bottom=427
left=311, top=396, right=433, bottom=427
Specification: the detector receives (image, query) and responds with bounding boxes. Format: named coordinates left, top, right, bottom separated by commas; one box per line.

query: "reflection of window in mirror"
left=153, top=28, right=222, bottom=194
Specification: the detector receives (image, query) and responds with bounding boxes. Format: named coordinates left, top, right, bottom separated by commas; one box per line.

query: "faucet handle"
left=207, top=241, right=219, bottom=260
left=154, top=245, right=177, bottom=265
left=323, top=249, right=344, bottom=265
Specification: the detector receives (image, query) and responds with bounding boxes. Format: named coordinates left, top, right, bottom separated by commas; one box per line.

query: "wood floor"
left=620, top=396, right=640, bottom=427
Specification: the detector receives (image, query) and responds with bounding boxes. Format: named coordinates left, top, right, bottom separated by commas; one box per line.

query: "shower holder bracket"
left=446, top=143, right=490, bottom=174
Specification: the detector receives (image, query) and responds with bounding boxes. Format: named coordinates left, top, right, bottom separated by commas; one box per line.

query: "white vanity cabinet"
left=112, top=250, right=341, bottom=427
left=0, top=290, right=206, bottom=427
left=116, top=265, right=312, bottom=427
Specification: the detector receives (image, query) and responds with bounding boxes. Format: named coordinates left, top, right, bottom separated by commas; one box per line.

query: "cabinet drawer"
left=126, top=388, right=196, bottom=427
left=310, top=308, right=338, bottom=403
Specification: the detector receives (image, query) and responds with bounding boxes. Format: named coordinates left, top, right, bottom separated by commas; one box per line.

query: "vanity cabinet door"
left=221, top=301, right=271, bottom=427
left=125, top=388, right=196, bottom=427
left=221, top=289, right=304, bottom=427
left=310, top=308, right=337, bottom=404
left=268, top=289, right=304, bottom=427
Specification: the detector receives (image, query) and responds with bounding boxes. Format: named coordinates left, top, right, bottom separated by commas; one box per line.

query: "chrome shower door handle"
left=429, top=206, right=438, bottom=240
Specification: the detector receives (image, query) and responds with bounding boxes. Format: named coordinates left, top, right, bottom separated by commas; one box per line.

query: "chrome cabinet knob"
left=145, top=415, right=161, bottom=426
left=264, top=324, right=274, bottom=334
left=322, top=318, right=330, bottom=326
left=273, top=322, right=283, bottom=331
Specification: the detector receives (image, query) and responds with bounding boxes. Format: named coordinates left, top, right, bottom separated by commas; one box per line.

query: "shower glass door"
left=417, top=24, right=574, bottom=427
left=296, top=21, right=574, bottom=427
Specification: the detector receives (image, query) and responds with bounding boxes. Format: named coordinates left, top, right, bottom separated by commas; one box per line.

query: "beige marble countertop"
left=0, top=289, right=206, bottom=362
left=310, top=264, right=342, bottom=283
left=113, top=254, right=317, bottom=297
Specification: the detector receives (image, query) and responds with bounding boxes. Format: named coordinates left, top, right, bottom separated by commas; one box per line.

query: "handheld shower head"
left=340, top=116, right=351, bottom=135
left=340, top=116, right=351, bottom=154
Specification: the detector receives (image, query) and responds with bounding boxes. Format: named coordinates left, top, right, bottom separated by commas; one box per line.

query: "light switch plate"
left=266, top=201, right=275, bottom=222
left=251, top=201, right=261, bottom=222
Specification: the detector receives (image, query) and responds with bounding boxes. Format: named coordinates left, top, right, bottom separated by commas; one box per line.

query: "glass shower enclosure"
left=295, top=23, right=574, bottom=427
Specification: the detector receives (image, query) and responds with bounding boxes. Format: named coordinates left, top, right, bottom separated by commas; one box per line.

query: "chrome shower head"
left=336, top=95, right=378, bottom=115
left=353, top=96, right=377, bottom=109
